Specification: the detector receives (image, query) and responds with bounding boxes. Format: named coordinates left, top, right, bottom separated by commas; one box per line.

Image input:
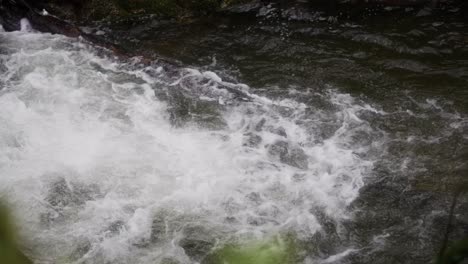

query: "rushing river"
left=0, top=6, right=467, bottom=264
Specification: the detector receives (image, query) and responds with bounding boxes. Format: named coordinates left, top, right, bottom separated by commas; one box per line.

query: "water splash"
left=0, top=30, right=384, bottom=263
left=19, top=18, right=32, bottom=32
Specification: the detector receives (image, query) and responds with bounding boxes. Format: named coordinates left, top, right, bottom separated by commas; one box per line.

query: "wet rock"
left=0, top=0, right=28, bottom=31
left=179, top=225, right=217, bottom=262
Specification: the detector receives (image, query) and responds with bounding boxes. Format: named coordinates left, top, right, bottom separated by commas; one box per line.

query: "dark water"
left=1, top=4, right=467, bottom=264
left=95, top=7, right=468, bottom=263
left=101, top=8, right=468, bottom=108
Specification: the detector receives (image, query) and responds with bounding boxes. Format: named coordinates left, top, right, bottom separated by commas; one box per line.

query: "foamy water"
left=0, top=29, right=384, bottom=263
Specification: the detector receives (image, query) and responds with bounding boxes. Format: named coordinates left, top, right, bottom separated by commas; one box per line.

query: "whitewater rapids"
left=0, top=28, right=384, bottom=263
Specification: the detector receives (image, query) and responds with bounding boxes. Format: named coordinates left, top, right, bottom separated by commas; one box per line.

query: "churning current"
left=1, top=19, right=465, bottom=264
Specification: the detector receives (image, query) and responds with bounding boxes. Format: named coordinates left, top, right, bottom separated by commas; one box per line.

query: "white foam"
left=203, top=71, right=222, bottom=83
left=320, top=249, right=357, bottom=263
left=0, top=31, right=383, bottom=263
left=20, top=18, right=33, bottom=32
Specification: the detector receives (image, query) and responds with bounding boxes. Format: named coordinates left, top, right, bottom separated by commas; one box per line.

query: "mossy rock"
left=203, top=236, right=300, bottom=264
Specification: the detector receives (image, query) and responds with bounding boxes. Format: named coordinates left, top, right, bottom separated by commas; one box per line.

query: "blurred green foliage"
left=204, top=236, right=299, bottom=264
left=0, top=203, right=31, bottom=264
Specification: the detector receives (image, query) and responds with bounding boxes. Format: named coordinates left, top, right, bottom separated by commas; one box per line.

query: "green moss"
left=203, top=236, right=299, bottom=264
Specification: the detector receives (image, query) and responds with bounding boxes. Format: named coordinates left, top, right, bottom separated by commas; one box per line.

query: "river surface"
left=0, top=6, right=467, bottom=264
